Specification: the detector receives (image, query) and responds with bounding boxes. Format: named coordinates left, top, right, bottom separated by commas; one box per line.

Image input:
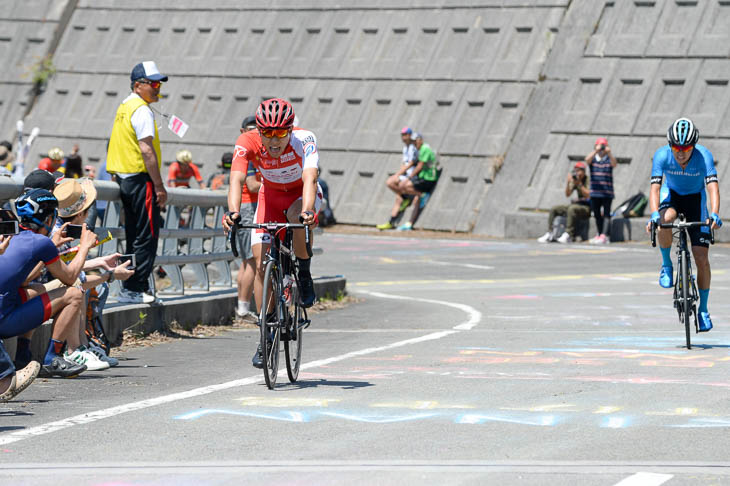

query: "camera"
left=598, top=144, right=606, bottom=151
left=65, top=224, right=83, bottom=239
left=571, top=169, right=579, bottom=180
left=118, top=254, right=136, bottom=270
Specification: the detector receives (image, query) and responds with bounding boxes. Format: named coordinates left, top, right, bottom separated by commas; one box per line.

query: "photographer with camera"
left=585, top=137, right=618, bottom=244
left=538, top=161, right=591, bottom=243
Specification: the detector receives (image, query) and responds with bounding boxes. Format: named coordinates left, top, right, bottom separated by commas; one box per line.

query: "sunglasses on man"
left=139, top=79, right=162, bottom=89
left=671, top=144, right=694, bottom=153
left=259, top=128, right=290, bottom=139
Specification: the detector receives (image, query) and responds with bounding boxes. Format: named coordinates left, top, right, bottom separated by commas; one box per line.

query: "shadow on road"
left=285, top=379, right=374, bottom=390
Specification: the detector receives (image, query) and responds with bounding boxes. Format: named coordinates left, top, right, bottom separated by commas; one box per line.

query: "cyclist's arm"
left=707, top=180, right=720, bottom=216
left=245, top=162, right=261, bottom=193
left=301, top=167, right=318, bottom=214
left=649, top=178, right=662, bottom=214
left=228, top=170, right=245, bottom=214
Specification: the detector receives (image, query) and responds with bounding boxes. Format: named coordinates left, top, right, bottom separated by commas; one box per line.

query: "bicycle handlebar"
left=238, top=221, right=313, bottom=258
left=650, top=216, right=714, bottom=247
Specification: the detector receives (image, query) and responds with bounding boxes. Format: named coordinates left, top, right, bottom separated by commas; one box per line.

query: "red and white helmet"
left=255, top=98, right=295, bottom=129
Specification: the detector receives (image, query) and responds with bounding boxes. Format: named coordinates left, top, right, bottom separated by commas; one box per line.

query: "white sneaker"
left=143, top=293, right=161, bottom=304
left=537, top=232, right=552, bottom=243
left=588, top=235, right=600, bottom=245
left=557, top=231, right=571, bottom=243
left=79, top=348, right=110, bottom=371
left=117, top=288, right=143, bottom=304
left=64, top=348, right=87, bottom=367
left=598, top=234, right=609, bottom=244
left=87, top=342, right=119, bottom=367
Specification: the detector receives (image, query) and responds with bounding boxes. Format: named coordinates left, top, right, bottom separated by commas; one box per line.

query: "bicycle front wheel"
left=285, top=282, right=303, bottom=383
left=260, top=260, right=281, bottom=389
left=681, top=251, right=691, bottom=349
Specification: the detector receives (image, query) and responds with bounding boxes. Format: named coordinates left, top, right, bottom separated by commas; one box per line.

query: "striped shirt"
left=589, top=154, right=614, bottom=199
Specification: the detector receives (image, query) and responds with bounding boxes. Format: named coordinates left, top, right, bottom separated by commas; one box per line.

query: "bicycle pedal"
left=300, top=319, right=311, bottom=330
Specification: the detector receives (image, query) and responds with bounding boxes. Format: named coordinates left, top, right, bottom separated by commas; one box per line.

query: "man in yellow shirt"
left=106, top=61, right=168, bottom=304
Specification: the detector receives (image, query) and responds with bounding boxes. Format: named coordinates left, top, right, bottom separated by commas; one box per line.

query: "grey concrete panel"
left=591, top=59, right=660, bottom=136
left=474, top=80, right=567, bottom=237
left=338, top=11, right=393, bottom=79
left=682, top=61, right=730, bottom=138
left=7, top=0, right=68, bottom=21
left=172, top=11, right=220, bottom=76
left=424, top=11, right=476, bottom=80
left=439, top=83, right=498, bottom=155
left=519, top=8, right=564, bottom=81
left=309, top=11, right=361, bottom=79
left=473, top=82, right=532, bottom=156
left=349, top=81, right=406, bottom=152
left=515, top=134, right=568, bottom=211
left=326, top=82, right=373, bottom=150
left=297, top=80, right=346, bottom=146
left=603, top=1, right=662, bottom=57
left=551, top=58, right=617, bottom=134
left=85, top=75, right=127, bottom=139
left=128, top=11, right=169, bottom=67
left=54, top=9, right=96, bottom=71
left=489, top=9, right=547, bottom=81
left=279, top=11, right=334, bottom=78
left=689, top=1, right=730, bottom=57
left=228, top=11, right=279, bottom=77
left=0, top=21, right=54, bottom=83
left=376, top=81, right=437, bottom=152
left=400, top=9, right=453, bottom=79
left=711, top=140, right=730, bottom=201
left=101, top=20, right=148, bottom=73
left=213, top=79, right=266, bottom=143
left=456, top=9, right=510, bottom=80
left=416, top=156, right=485, bottom=232
left=317, top=150, right=358, bottom=213
left=412, top=81, right=466, bottom=153
left=154, top=11, right=200, bottom=74
left=202, top=12, right=251, bottom=75
left=256, top=12, right=308, bottom=78
left=336, top=152, right=390, bottom=225
left=547, top=0, right=604, bottom=79
left=275, top=78, right=319, bottom=129
left=633, top=60, right=702, bottom=136
left=369, top=11, right=417, bottom=80
left=0, top=84, right=29, bottom=134
left=645, top=0, right=705, bottom=58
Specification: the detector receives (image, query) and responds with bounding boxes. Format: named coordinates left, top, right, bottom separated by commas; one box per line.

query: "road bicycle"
left=651, top=214, right=713, bottom=349
left=230, top=217, right=312, bottom=388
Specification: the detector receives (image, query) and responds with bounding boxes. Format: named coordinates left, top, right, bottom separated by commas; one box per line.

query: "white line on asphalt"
left=0, top=291, right=481, bottom=446
left=613, top=472, right=673, bottom=486
left=357, top=290, right=482, bottom=330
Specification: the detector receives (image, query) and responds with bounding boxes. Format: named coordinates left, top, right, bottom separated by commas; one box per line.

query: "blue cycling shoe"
left=698, top=312, right=713, bottom=332
left=659, top=266, right=673, bottom=288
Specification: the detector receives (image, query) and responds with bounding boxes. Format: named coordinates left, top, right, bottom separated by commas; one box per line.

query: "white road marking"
left=613, top=472, right=673, bottom=486
left=430, top=260, right=494, bottom=270
left=0, top=291, right=481, bottom=446
left=357, top=290, right=482, bottom=330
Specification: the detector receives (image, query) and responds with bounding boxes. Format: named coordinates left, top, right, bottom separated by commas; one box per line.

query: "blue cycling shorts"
left=0, top=290, right=53, bottom=338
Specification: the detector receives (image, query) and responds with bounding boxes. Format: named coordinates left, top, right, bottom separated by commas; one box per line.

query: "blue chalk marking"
left=600, top=416, right=631, bottom=429
left=670, top=418, right=730, bottom=428
left=174, top=409, right=309, bottom=422
left=456, top=413, right=560, bottom=426
left=319, top=411, right=439, bottom=423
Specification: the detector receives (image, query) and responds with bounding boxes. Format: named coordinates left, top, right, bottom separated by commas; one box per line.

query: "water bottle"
left=283, top=275, right=293, bottom=305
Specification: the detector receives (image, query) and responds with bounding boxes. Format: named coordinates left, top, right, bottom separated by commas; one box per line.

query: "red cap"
left=574, top=161, right=587, bottom=170
left=595, top=137, right=608, bottom=146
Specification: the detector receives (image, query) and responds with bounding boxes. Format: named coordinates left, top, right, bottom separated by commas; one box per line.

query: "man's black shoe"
left=39, top=356, right=86, bottom=378
left=252, top=344, right=263, bottom=369
left=299, top=275, right=316, bottom=308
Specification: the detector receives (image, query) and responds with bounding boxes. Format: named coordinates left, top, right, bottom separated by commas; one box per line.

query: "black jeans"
left=117, top=173, right=160, bottom=293
left=590, top=197, right=612, bottom=235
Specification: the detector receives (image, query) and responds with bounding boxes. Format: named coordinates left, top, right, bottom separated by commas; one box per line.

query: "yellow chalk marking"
left=594, top=406, right=622, bottom=414
left=371, top=401, right=475, bottom=410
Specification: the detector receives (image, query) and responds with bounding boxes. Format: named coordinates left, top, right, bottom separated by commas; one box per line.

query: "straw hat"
left=54, top=178, right=97, bottom=218
left=176, top=149, right=192, bottom=163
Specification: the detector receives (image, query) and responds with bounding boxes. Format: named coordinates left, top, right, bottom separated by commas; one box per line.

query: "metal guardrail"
left=0, top=177, right=235, bottom=297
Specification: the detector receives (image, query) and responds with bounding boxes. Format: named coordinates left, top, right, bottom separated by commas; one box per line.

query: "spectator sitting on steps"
left=376, top=126, right=418, bottom=230
left=537, top=161, right=591, bottom=243
left=395, top=132, right=438, bottom=231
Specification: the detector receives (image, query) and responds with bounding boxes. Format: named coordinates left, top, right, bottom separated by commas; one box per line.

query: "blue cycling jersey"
left=650, top=143, right=717, bottom=195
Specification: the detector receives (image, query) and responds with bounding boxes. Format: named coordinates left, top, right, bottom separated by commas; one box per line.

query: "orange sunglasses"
left=671, top=144, right=694, bottom=153
left=259, top=128, right=290, bottom=139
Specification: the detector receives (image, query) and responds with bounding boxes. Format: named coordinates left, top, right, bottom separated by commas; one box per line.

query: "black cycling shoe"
left=39, top=356, right=86, bottom=378
left=251, top=345, right=263, bottom=369
left=299, top=275, right=316, bottom=308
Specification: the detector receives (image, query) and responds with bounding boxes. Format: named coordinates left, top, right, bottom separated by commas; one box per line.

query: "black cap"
left=23, top=169, right=56, bottom=191
left=221, top=152, right=233, bottom=169
left=242, top=115, right=257, bottom=130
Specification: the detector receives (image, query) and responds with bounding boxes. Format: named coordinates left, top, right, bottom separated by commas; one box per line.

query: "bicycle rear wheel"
left=680, top=250, right=691, bottom=349
left=285, top=282, right=303, bottom=383
left=260, top=260, right=281, bottom=389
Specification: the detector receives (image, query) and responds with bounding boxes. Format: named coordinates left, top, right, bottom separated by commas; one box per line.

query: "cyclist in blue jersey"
left=646, top=118, right=721, bottom=332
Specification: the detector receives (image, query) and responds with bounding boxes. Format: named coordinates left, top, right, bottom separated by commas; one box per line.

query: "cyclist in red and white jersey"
left=223, top=99, right=322, bottom=345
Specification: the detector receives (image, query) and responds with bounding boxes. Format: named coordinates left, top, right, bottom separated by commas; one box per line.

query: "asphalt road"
left=3, top=229, right=730, bottom=485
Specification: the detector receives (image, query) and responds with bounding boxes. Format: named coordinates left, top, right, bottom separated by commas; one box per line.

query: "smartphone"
left=0, top=208, right=18, bottom=222
left=0, top=220, right=19, bottom=236
left=66, top=224, right=83, bottom=239
left=118, top=254, right=136, bottom=269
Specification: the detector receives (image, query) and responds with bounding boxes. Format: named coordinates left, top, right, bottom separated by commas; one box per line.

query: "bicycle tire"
left=681, top=250, right=691, bottom=349
left=260, top=260, right=281, bottom=389
left=285, top=282, right=303, bottom=383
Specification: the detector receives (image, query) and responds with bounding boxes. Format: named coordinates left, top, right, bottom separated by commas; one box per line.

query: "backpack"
left=85, top=284, right=111, bottom=353
left=612, top=192, right=648, bottom=218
